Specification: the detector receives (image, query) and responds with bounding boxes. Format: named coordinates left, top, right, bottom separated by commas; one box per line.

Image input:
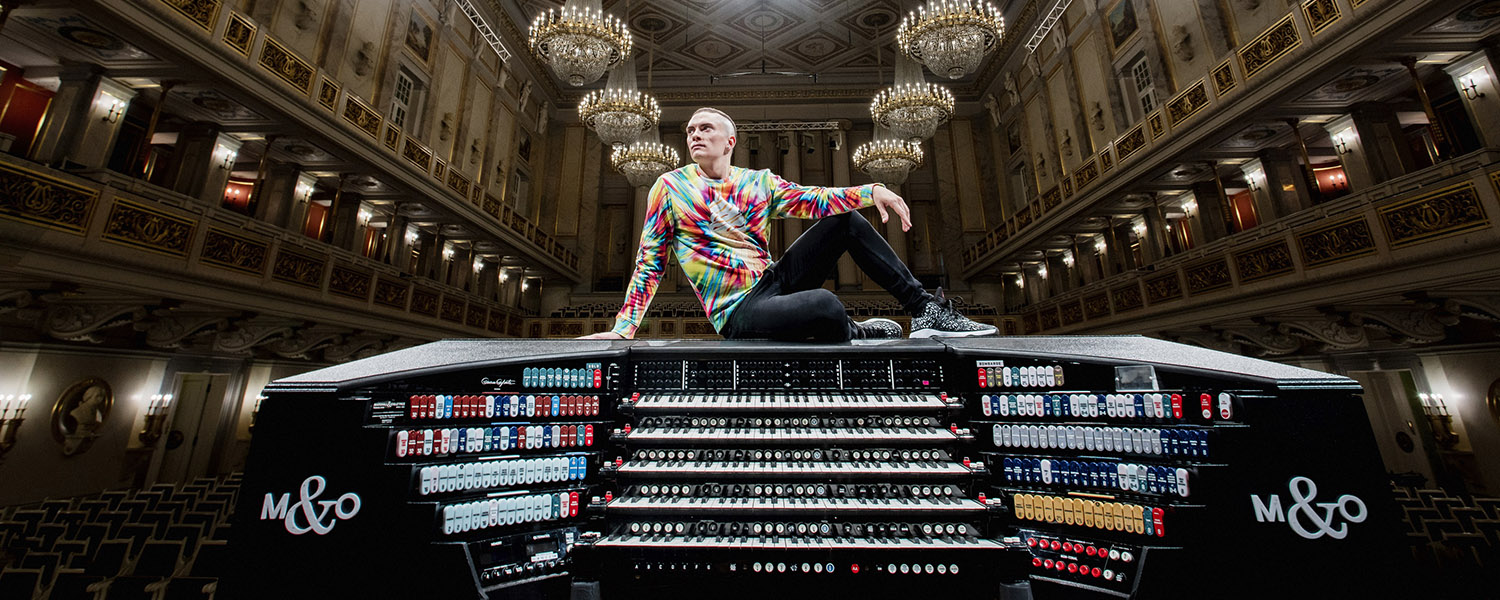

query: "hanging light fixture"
left=871, top=55, right=955, bottom=143
left=610, top=38, right=676, bottom=188
left=613, top=132, right=680, bottom=188
left=897, top=0, right=1005, bottom=80
left=529, top=0, right=632, bottom=87
left=853, top=125, right=923, bottom=186
left=579, top=55, right=660, bottom=147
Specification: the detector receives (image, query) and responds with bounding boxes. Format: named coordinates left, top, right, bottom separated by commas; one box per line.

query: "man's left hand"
left=872, top=186, right=912, bottom=232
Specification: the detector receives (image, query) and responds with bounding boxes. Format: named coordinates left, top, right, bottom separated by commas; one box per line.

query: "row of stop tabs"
left=406, top=393, right=602, bottom=420
left=395, top=423, right=597, bottom=457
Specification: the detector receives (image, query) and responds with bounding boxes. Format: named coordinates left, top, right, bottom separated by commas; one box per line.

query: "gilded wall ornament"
left=50, top=377, right=112, bottom=457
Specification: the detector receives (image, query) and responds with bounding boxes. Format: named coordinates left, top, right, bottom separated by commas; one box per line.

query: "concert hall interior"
left=2, top=0, right=1500, bottom=598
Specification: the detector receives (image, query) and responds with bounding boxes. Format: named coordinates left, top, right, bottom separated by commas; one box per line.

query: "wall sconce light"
left=1461, top=69, right=1487, bottom=100
left=500, top=269, right=511, bottom=283
left=1061, top=251, right=1074, bottom=268
left=0, top=394, right=32, bottom=462
left=358, top=209, right=372, bottom=226
left=1419, top=392, right=1460, bottom=449
left=522, top=278, right=534, bottom=292
left=1182, top=199, right=1198, bottom=216
left=215, top=145, right=237, bottom=170
left=1246, top=169, right=1263, bottom=192
left=1036, top=263, right=1049, bottom=279
left=1132, top=222, right=1147, bottom=237
left=442, top=245, right=455, bottom=261
left=101, top=94, right=125, bottom=123
left=472, top=259, right=484, bottom=274
left=139, top=394, right=173, bottom=446
left=294, top=178, right=316, bottom=203
left=1013, top=273, right=1024, bottom=288
left=249, top=395, right=265, bottom=435
left=1093, top=236, right=1107, bottom=253
left=223, top=185, right=243, bottom=203
left=1332, top=129, right=1353, bottom=155
left=405, top=228, right=419, bottom=245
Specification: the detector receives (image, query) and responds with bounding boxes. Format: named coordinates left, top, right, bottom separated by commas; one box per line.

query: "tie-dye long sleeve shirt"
left=611, top=164, right=880, bottom=338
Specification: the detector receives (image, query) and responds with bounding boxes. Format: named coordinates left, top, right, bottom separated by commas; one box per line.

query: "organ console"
left=227, top=338, right=1401, bottom=599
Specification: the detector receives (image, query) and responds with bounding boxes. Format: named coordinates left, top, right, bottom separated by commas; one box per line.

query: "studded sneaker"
left=852, top=318, right=904, bottom=340
left=909, top=288, right=998, bottom=338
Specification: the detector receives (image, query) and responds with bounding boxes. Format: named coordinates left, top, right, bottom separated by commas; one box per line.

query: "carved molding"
left=1168, top=329, right=1243, bottom=354
left=1221, top=326, right=1302, bottom=356
left=267, top=326, right=347, bottom=360
left=324, top=334, right=386, bottom=362
left=137, top=312, right=231, bottom=349
left=1276, top=316, right=1369, bottom=351
left=1350, top=304, right=1456, bottom=345
left=22, top=303, right=147, bottom=343
left=213, top=317, right=297, bottom=354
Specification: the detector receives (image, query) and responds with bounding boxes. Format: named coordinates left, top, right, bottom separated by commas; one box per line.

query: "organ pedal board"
left=228, top=338, right=1401, bottom=599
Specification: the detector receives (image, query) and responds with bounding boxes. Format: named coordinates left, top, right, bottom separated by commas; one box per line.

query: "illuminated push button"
left=1067, top=563, right=1078, bottom=574
left=924, top=564, right=935, bottom=574
left=1043, top=559, right=1054, bottom=569
left=1050, top=540, right=1062, bottom=551
left=1120, top=551, right=1134, bottom=562
left=1085, top=546, right=1097, bottom=557
left=753, top=562, right=763, bottom=573
left=1103, top=569, right=1114, bottom=580
left=1109, top=549, right=1120, bottom=560
left=1061, top=542, right=1073, bottom=552
left=1026, top=537, right=1037, bottom=547
left=1091, top=567, right=1102, bottom=578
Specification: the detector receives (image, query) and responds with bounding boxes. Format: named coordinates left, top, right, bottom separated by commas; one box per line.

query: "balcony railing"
left=1016, top=148, right=1500, bottom=334
left=0, top=154, right=528, bottom=337
left=964, top=0, right=1375, bottom=273
left=136, top=0, right=579, bottom=276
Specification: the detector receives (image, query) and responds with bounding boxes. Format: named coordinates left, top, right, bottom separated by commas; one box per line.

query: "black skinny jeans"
left=722, top=211, right=931, bottom=342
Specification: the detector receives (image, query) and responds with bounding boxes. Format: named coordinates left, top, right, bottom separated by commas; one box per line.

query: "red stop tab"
left=570, top=491, right=580, bottom=516
left=1153, top=507, right=1165, bottom=537
left=585, top=424, right=595, bottom=446
left=1200, top=393, right=1212, bottom=420
left=594, top=369, right=602, bottom=388
left=1170, top=394, right=1183, bottom=419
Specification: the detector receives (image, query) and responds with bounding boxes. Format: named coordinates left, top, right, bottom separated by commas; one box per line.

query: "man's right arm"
left=604, top=179, right=674, bottom=339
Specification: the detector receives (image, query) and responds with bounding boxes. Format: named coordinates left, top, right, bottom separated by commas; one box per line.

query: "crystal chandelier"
left=870, top=56, right=955, bottom=143
left=612, top=131, right=680, bottom=188
left=578, top=56, right=660, bottom=148
left=528, top=0, right=632, bottom=86
left=853, top=127, right=923, bottom=187
left=897, top=0, right=1005, bottom=80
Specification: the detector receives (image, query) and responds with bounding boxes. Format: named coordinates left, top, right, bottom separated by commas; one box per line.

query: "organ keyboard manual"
left=226, top=337, right=1401, bottom=599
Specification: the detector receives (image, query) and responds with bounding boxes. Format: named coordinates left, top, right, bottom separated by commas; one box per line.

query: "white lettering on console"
left=260, top=476, right=362, bottom=535
left=1251, top=476, right=1367, bottom=540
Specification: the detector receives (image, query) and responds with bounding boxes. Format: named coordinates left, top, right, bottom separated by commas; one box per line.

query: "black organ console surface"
left=226, top=338, right=1402, bottom=599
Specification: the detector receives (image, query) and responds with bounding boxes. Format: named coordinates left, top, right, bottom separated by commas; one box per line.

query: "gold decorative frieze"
left=329, top=265, right=372, bottom=300
left=447, top=170, right=471, bottom=197
left=411, top=288, right=439, bottom=316
left=549, top=321, right=586, bottom=337
left=102, top=199, right=195, bottom=257
left=488, top=311, right=505, bottom=333
left=1042, top=187, right=1061, bottom=211
left=1060, top=177, right=1073, bottom=198
left=341, top=95, right=380, bottom=139
left=0, top=162, right=98, bottom=234
left=1166, top=80, right=1210, bottom=126
left=1111, top=283, right=1144, bottom=312
left=440, top=297, right=465, bottom=322
left=433, top=160, right=447, bottom=182
left=1116, top=125, right=1147, bottom=160
left=1350, top=0, right=1367, bottom=7
left=402, top=139, right=432, bottom=171
left=483, top=195, right=502, bottom=219
left=1074, top=159, right=1099, bottom=190
left=1212, top=60, right=1237, bottom=95
left=1022, top=312, right=1040, bottom=334
left=259, top=37, right=314, bottom=95
left=200, top=227, right=267, bottom=274
left=161, top=0, right=220, bottom=31
left=373, top=277, right=409, bottom=309
left=1298, top=215, right=1376, bottom=267
left=684, top=320, right=716, bottom=335
left=1303, top=0, right=1341, bottom=35
left=466, top=305, right=486, bottom=328
left=1233, top=240, right=1295, bottom=282
left=271, top=248, right=325, bottom=288
left=1240, top=14, right=1300, bottom=78
left=1184, top=258, right=1232, bottom=294
left=1099, top=148, right=1114, bottom=171
left=383, top=125, right=401, bottom=151
left=1083, top=293, right=1111, bottom=319
left=222, top=12, right=255, bottom=55
left=1144, top=272, right=1183, bottom=304
left=1060, top=301, right=1084, bottom=326
left=318, top=79, right=339, bottom=112
left=1380, top=182, right=1489, bottom=248
left=1039, top=308, right=1061, bottom=331
left=1147, top=112, right=1165, bottom=139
